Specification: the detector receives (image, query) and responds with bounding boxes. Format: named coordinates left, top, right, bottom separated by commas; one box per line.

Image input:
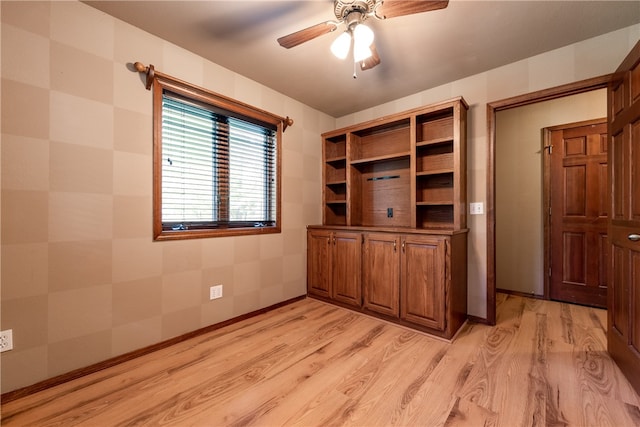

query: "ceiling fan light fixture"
left=278, top=0, right=451, bottom=73
left=330, top=31, right=352, bottom=59
left=352, top=23, right=374, bottom=62
left=353, top=23, right=374, bottom=47
left=353, top=43, right=372, bottom=62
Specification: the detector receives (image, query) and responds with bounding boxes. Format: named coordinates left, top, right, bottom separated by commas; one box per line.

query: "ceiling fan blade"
left=375, top=0, right=449, bottom=19
left=277, top=21, right=338, bottom=49
left=361, top=43, right=381, bottom=71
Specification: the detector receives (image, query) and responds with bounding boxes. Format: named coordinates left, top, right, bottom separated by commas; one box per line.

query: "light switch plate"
left=470, top=202, right=484, bottom=215
left=209, top=285, right=223, bottom=300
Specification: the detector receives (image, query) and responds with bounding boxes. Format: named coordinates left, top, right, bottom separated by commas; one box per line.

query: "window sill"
left=154, top=225, right=281, bottom=241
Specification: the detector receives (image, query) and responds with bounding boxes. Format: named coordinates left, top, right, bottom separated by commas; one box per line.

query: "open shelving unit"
left=323, top=134, right=348, bottom=225
left=321, top=97, right=468, bottom=230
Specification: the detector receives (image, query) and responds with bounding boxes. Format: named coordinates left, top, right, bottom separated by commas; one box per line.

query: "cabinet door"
left=363, top=233, right=400, bottom=317
left=307, top=230, right=332, bottom=298
left=401, top=235, right=446, bottom=330
left=331, top=232, right=362, bottom=307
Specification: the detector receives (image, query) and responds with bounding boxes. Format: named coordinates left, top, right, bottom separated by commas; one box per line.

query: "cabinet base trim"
left=308, top=294, right=466, bottom=341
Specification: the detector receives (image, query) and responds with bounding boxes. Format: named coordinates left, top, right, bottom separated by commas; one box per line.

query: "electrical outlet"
left=209, top=285, right=223, bottom=300
left=0, top=329, right=13, bottom=352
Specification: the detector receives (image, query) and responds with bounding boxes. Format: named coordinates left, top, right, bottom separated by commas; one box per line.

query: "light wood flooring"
left=2, top=294, right=640, bottom=426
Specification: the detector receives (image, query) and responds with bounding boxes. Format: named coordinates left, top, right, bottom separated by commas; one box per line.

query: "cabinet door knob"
left=393, top=240, right=397, bottom=252
left=629, top=233, right=640, bottom=242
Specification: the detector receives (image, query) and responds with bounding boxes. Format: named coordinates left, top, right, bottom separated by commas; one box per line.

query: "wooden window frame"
left=151, top=73, right=282, bottom=241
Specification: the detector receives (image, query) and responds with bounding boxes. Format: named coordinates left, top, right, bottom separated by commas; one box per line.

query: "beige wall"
left=337, top=24, right=639, bottom=319
left=1, top=0, right=638, bottom=394
left=0, top=0, right=332, bottom=393
left=495, top=90, right=607, bottom=296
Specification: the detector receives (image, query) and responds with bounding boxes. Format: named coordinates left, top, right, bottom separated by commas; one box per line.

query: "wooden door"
left=307, top=230, right=331, bottom=298
left=608, top=41, right=640, bottom=395
left=400, top=235, right=446, bottom=330
left=547, top=120, right=608, bottom=307
left=363, top=233, right=400, bottom=317
left=331, top=231, right=362, bottom=307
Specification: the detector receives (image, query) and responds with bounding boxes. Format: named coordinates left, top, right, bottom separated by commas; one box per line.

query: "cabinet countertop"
left=307, top=225, right=469, bottom=236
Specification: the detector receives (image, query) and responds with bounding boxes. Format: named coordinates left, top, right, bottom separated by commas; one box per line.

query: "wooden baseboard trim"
left=308, top=294, right=474, bottom=340
left=467, top=291, right=544, bottom=326
left=496, top=288, right=545, bottom=300
left=1, top=295, right=306, bottom=404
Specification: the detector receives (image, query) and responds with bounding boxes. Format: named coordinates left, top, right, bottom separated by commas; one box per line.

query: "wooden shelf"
left=416, top=136, right=453, bottom=147
left=416, top=169, right=454, bottom=176
left=350, top=151, right=411, bottom=165
left=326, top=156, right=346, bottom=163
left=326, top=180, right=347, bottom=186
left=326, top=200, right=347, bottom=205
left=416, top=201, right=454, bottom=206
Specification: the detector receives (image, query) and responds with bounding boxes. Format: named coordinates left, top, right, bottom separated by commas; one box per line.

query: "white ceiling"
left=84, top=0, right=640, bottom=117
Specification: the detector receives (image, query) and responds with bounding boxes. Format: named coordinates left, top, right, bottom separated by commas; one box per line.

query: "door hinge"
left=548, top=267, right=552, bottom=277
left=544, top=144, right=553, bottom=154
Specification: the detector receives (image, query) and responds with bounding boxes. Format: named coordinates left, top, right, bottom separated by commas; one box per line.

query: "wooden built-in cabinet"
left=307, top=229, right=361, bottom=307
left=309, top=226, right=468, bottom=339
left=311, top=96, right=469, bottom=340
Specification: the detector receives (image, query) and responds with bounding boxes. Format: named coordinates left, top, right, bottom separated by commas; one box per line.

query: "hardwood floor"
left=2, top=294, right=639, bottom=426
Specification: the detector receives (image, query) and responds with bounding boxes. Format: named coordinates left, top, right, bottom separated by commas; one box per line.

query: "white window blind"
left=161, top=92, right=277, bottom=230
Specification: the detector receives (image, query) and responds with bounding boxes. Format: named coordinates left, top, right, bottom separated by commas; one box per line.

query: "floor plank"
left=2, top=295, right=639, bottom=426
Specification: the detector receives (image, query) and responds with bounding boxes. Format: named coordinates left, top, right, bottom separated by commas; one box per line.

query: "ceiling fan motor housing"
left=334, top=0, right=377, bottom=21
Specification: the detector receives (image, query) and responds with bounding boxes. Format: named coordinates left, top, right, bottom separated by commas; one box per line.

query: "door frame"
left=485, top=74, right=612, bottom=325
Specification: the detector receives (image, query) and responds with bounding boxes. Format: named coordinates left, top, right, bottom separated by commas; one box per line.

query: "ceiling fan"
left=277, top=0, right=449, bottom=74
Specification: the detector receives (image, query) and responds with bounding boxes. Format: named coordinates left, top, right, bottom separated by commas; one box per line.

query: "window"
left=152, top=75, right=282, bottom=240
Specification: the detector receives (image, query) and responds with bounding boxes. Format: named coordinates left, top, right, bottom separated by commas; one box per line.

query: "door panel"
left=363, top=233, right=399, bottom=317
left=632, top=250, right=640, bottom=355
left=633, top=122, right=640, bottom=220
left=331, top=232, right=362, bottom=307
left=612, top=131, right=626, bottom=219
left=608, top=40, right=640, bottom=396
left=598, top=232, right=608, bottom=288
left=564, top=165, right=586, bottom=215
left=549, top=120, right=608, bottom=307
left=307, top=230, right=331, bottom=298
left=611, top=242, right=627, bottom=337
left=400, top=235, right=445, bottom=330
left=598, top=161, right=608, bottom=215
left=563, top=232, right=585, bottom=284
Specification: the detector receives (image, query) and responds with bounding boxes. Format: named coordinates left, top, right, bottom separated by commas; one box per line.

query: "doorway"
left=494, top=90, right=607, bottom=302
left=486, top=75, right=612, bottom=325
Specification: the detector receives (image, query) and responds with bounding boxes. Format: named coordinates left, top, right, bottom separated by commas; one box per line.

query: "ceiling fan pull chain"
left=353, top=59, right=357, bottom=79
